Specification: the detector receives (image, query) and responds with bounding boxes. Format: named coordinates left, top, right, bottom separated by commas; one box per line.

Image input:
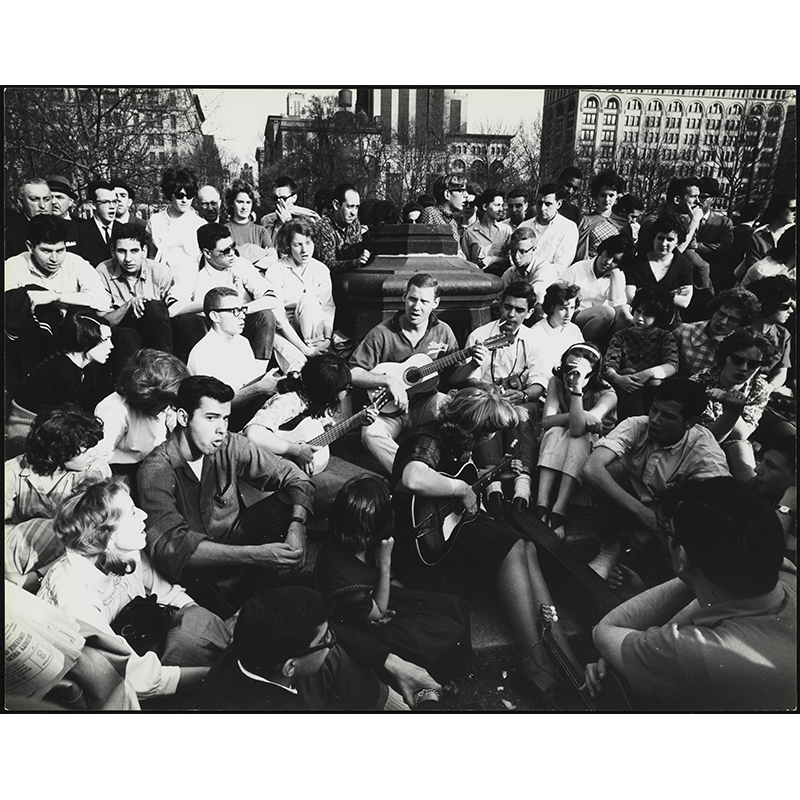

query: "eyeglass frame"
left=728, top=353, right=765, bottom=369
left=286, top=626, right=337, bottom=659
left=173, top=190, right=196, bottom=199
left=212, top=306, right=247, bottom=318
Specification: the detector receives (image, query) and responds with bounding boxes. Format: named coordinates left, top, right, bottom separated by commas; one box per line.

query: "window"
left=626, top=99, right=641, bottom=110
left=688, top=102, right=703, bottom=114
left=156, top=134, right=164, bottom=147
left=171, top=134, right=178, bottom=148
left=583, top=112, right=597, bottom=126
left=666, top=117, right=680, bottom=128
left=602, top=130, right=615, bottom=142
left=751, top=104, right=764, bottom=116
left=709, top=103, right=723, bottom=115
left=625, top=114, right=641, bottom=127
left=646, top=100, right=663, bottom=112
left=601, top=145, right=614, bottom=158
left=584, top=97, right=599, bottom=109
left=706, top=119, right=720, bottom=130
left=580, top=128, right=594, bottom=141
left=556, top=103, right=564, bottom=117
left=667, top=101, right=682, bottom=113
left=603, top=113, right=617, bottom=126
left=148, top=134, right=155, bottom=145
left=171, top=115, right=177, bottom=130
left=728, top=104, right=743, bottom=116
left=768, top=105, right=783, bottom=119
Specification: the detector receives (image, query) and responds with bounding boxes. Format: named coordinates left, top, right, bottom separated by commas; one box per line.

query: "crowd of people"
left=4, top=163, right=796, bottom=711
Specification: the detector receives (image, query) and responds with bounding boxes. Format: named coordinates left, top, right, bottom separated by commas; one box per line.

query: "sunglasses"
left=776, top=303, right=794, bottom=312
left=173, top=190, right=196, bottom=199
left=213, top=244, right=237, bottom=257
left=729, top=353, right=765, bottom=369
left=287, top=626, right=337, bottom=659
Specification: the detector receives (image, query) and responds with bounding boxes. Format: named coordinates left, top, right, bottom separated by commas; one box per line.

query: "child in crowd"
left=314, top=476, right=471, bottom=684
left=604, top=287, right=679, bottom=419
left=535, top=343, right=617, bottom=539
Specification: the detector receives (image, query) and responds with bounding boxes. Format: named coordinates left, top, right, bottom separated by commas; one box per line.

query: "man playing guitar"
left=349, top=273, right=459, bottom=475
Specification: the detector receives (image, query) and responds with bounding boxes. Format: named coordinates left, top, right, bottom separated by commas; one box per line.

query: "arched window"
left=451, top=158, right=466, bottom=173
left=626, top=99, right=641, bottom=111
left=768, top=105, right=783, bottom=119
left=667, top=101, right=683, bottom=113
left=751, top=104, right=764, bottom=116
left=556, top=103, right=564, bottom=117
left=646, top=100, right=663, bottom=112
left=606, top=97, right=619, bottom=109
left=567, top=98, right=576, bottom=112
left=709, top=103, right=723, bottom=115
left=728, top=104, right=743, bottom=116
left=688, top=102, right=703, bottom=114
left=584, top=96, right=599, bottom=109
left=470, top=159, right=486, bottom=183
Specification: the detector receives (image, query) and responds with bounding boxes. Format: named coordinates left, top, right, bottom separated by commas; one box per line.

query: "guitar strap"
left=278, top=409, right=312, bottom=432
left=511, top=508, right=621, bottom=629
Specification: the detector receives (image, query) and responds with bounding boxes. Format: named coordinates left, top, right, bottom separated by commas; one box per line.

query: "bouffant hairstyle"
left=746, top=275, right=796, bottom=318
left=631, top=286, right=675, bottom=329
left=24, top=405, right=104, bottom=476
left=590, top=170, right=626, bottom=198
left=60, top=311, right=110, bottom=354
left=652, top=211, right=691, bottom=245
left=116, top=348, right=188, bottom=416
left=160, top=166, right=198, bottom=200
left=440, top=387, right=519, bottom=455
left=713, top=329, right=777, bottom=368
left=759, top=193, right=795, bottom=226
left=709, top=287, right=761, bottom=326
left=275, top=216, right=317, bottom=258
left=542, top=282, right=580, bottom=316
left=225, top=180, right=256, bottom=217
left=328, top=475, right=394, bottom=553
left=553, top=342, right=608, bottom=394
left=55, top=477, right=136, bottom=577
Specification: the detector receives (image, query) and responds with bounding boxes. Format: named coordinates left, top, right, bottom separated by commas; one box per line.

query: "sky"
left=195, top=88, right=545, bottom=166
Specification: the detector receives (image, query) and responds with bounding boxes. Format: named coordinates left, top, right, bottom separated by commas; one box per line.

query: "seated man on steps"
left=348, top=273, right=458, bottom=475
left=585, top=477, right=796, bottom=710
left=582, top=377, right=730, bottom=579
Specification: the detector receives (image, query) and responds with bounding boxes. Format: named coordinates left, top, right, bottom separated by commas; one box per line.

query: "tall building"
left=540, top=88, right=794, bottom=211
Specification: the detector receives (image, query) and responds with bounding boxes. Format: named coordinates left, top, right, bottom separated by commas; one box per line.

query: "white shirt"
left=518, top=213, right=579, bottom=276
left=528, top=317, right=584, bottom=389
left=146, top=208, right=204, bottom=278
left=561, top=259, right=627, bottom=311
left=187, top=328, right=264, bottom=390
left=262, top=256, right=335, bottom=326
left=464, top=319, right=540, bottom=392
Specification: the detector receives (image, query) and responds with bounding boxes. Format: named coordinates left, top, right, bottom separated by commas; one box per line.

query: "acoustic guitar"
left=539, top=604, right=634, bottom=712
left=277, top=390, right=390, bottom=475
left=411, top=442, right=518, bottom=566
left=368, top=331, right=515, bottom=414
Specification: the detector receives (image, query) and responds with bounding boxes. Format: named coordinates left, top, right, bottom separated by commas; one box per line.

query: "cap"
left=47, top=175, right=78, bottom=199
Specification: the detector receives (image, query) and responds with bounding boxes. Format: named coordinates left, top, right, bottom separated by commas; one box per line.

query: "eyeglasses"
left=698, top=194, right=711, bottom=201
left=287, top=626, right=337, bottom=659
left=214, top=306, right=246, bottom=318
left=173, top=190, right=196, bottom=199
left=214, top=244, right=237, bottom=257
left=729, top=353, right=765, bottom=369
left=273, top=193, right=296, bottom=202
left=776, top=303, right=795, bottom=312
left=95, top=199, right=117, bottom=206
left=512, top=246, right=536, bottom=256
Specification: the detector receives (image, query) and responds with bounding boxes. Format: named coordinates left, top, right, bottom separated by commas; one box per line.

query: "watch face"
left=777, top=505, right=793, bottom=516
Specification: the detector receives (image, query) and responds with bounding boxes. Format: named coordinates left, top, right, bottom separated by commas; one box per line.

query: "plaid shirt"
left=419, top=205, right=465, bottom=258
left=314, top=216, right=363, bottom=275
left=672, top=321, right=718, bottom=377
left=605, top=326, right=679, bottom=375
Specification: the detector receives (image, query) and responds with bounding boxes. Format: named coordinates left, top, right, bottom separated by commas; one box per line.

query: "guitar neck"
left=407, top=334, right=511, bottom=382
left=471, top=454, right=514, bottom=494
left=307, top=393, right=389, bottom=448
left=541, top=626, right=596, bottom=712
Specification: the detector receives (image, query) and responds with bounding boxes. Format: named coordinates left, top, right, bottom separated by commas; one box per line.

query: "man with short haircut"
left=5, top=177, right=53, bottom=257
left=587, top=477, right=796, bottom=710
left=499, top=226, right=556, bottom=311
left=556, top=167, right=583, bottom=225
left=314, top=182, right=371, bottom=275
left=96, top=222, right=174, bottom=361
left=259, top=176, right=318, bottom=240
left=195, top=185, right=224, bottom=224
left=451, top=281, right=541, bottom=512
left=583, top=377, right=730, bottom=578
left=461, top=188, right=512, bottom=275
left=349, top=273, right=459, bottom=474
left=5, top=215, right=109, bottom=374
left=519, top=183, right=579, bottom=276
left=685, top=177, right=734, bottom=291
left=187, top=287, right=279, bottom=430
left=752, top=433, right=796, bottom=561
left=77, top=179, right=123, bottom=266
left=168, top=222, right=278, bottom=363
left=138, top=375, right=314, bottom=619
left=419, top=174, right=468, bottom=258
left=561, top=234, right=633, bottom=341
left=637, top=177, right=702, bottom=256
left=197, top=585, right=439, bottom=710
left=46, top=175, right=81, bottom=254
left=500, top=187, right=529, bottom=230
left=672, top=287, right=760, bottom=376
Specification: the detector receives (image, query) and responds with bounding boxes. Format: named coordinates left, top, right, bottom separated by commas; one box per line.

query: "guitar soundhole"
left=405, top=368, right=422, bottom=384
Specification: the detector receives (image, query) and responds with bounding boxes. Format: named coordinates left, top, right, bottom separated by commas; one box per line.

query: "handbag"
left=111, top=594, right=177, bottom=656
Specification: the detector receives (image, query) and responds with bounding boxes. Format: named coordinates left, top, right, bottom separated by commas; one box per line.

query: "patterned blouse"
left=690, top=366, right=771, bottom=431
left=605, top=326, right=679, bottom=375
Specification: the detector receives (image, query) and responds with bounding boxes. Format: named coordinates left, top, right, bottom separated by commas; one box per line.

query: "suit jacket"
left=77, top=218, right=123, bottom=267
left=694, top=210, right=733, bottom=263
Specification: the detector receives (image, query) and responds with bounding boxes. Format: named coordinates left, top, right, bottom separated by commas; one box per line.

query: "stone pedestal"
left=333, top=224, right=502, bottom=345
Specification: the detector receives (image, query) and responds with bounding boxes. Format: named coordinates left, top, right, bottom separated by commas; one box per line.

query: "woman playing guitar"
left=390, top=386, right=583, bottom=705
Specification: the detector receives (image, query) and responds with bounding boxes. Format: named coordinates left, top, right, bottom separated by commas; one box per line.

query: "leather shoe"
left=512, top=496, right=529, bottom=513
left=485, top=492, right=506, bottom=520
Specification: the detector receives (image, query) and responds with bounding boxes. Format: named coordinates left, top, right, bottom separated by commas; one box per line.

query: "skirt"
left=537, top=426, right=597, bottom=481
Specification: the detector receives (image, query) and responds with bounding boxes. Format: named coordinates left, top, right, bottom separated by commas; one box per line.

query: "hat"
left=47, top=175, right=77, bottom=199
left=698, top=177, right=721, bottom=197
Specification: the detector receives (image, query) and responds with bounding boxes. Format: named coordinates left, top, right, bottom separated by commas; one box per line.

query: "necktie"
left=103, top=226, right=110, bottom=244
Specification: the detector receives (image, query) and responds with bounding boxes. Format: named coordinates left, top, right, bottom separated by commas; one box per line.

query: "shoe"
left=588, top=542, right=621, bottom=580
left=485, top=492, right=506, bottom=521
left=512, top=496, right=529, bottom=513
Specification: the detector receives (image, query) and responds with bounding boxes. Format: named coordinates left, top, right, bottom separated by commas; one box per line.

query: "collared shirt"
left=237, top=661, right=298, bottom=693
left=349, top=311, right=459, bottom=374
left=561, top=258, right=627, bottom=311
left=146, top=208, right=204, bottom=277
left=460, top=219, right=512, bottom=269
left=4, top=251, right=110, bottom=312
left=592, top=416, right=730, bottom=505
left=621, top=564, right=797, bottom=710
left=262, top=256, right=335, bottom=327
left=419, top=205, right=465, bottom=258
left=464, top=319, right=539, bottom=391
left=168, top=254, right=277, bottom=310
left=93, top=215, right=113, bottom=244
left=672, top=320, right=718, bottom=377
left=138, top=432, right=313, bottom=583
left=315, top=215, right=364, bottom=274
left=96, top=257, right=174, bottom=310
left=187, top=328, right=264, bottom=390
left=518, top=214, right=579, bottom=276
left=527, top=317, right=584, bottom=389
left=500, top=262, right=559, bottom=305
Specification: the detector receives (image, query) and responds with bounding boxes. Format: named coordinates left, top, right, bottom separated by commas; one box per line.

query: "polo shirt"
left=592, top=416, right=730, bottom=505
left=96, top=257, right=173, bottom=310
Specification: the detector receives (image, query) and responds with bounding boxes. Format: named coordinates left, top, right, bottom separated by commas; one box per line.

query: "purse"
left=111, top=594, right=177, bottom=656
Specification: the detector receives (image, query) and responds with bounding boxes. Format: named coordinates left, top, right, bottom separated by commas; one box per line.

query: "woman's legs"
left=535, top=466, right=559, bottom=513
left=550, top=473, right=581, bottom=539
